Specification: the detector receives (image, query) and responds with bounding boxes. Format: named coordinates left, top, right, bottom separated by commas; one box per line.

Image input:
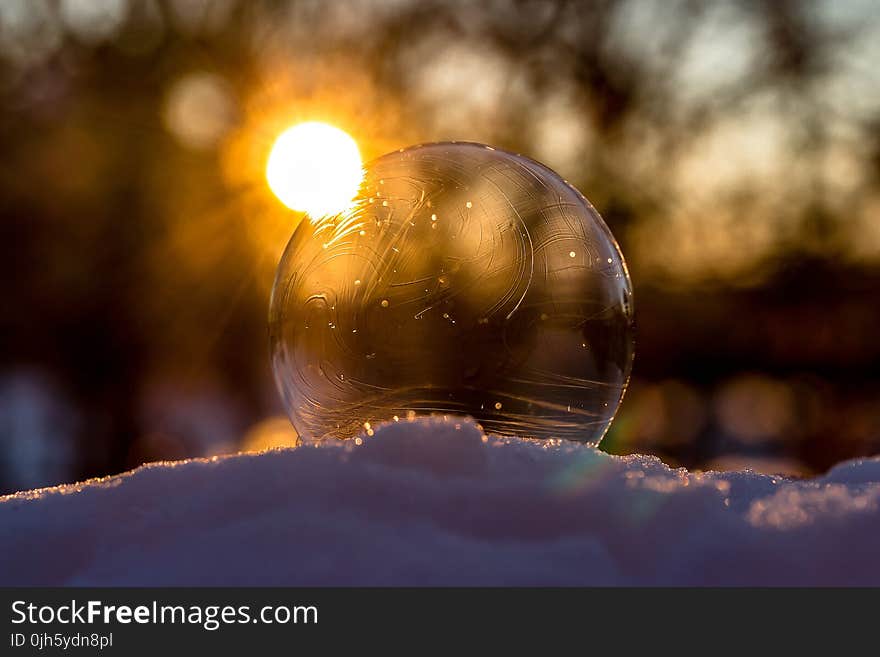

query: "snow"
left=2, top=416, right=879, bottom=586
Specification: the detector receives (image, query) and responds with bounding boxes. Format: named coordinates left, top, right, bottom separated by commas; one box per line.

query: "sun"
left=266, top=122, right=363, bottom=218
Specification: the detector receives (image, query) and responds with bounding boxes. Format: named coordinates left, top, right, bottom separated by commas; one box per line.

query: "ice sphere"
left=269, top=142, right=634, bottom=444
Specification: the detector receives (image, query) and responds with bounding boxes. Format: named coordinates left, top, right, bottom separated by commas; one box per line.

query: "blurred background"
left=1, top=0, right=879, bottom=493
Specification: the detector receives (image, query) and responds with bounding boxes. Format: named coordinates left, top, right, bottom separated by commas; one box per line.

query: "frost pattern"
left=270, top=142, right=634, bottom=443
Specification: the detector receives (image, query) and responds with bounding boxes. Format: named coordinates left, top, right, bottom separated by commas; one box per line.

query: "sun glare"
left=266, top=122, right=363, bottom=218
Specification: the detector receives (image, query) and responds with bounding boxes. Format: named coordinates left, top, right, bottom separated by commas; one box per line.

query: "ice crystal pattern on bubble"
left=270, top=142, right=634, bottom=444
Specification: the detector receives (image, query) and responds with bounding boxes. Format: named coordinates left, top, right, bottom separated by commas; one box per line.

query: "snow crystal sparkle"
left=269, top=142, right=634, bottom=444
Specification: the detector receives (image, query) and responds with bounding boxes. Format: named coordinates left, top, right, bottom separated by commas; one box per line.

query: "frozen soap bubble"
left=269, top=142, right=634, bottom=445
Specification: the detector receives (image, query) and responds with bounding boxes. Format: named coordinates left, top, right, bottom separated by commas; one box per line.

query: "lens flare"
left=266, top=122, right=363, bottom=218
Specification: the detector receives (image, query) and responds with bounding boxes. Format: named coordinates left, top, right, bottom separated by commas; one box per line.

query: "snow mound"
left=2, top=416, right=879, bottom=585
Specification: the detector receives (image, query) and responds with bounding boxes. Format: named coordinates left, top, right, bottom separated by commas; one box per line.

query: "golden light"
left=240, top=416, right=299, bottom=453
left=266, top=122, right=363, bottom=218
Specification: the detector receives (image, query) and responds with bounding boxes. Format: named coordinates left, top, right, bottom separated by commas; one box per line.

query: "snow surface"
left=2, top=416, right=879, bottom=586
